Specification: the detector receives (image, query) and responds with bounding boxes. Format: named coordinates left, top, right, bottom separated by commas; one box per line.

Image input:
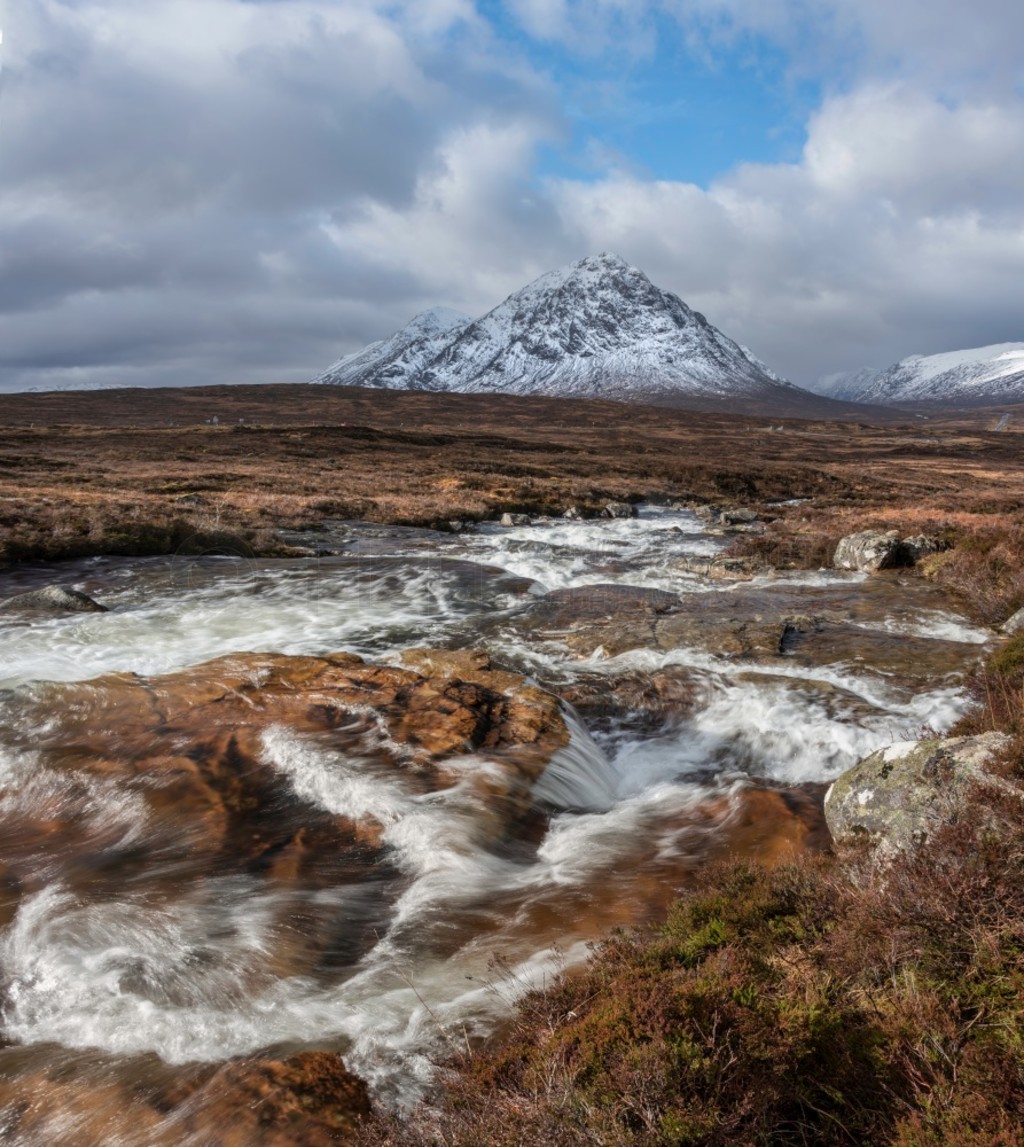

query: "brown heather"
left=3, top=384, right=1024, bottom=584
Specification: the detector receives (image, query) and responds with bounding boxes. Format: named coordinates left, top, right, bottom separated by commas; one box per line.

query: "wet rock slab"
left=501, top=576, right=987, bottom=684
left=0, top=649, right=570, bottom=958
left=0, top=1050, right=370, bottom=1147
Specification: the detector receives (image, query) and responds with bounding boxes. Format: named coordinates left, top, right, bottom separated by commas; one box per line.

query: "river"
left=0, top=506, right=989, bottom=1142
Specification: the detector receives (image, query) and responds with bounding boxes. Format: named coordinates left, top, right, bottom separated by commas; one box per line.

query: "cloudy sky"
left=2, top=0, right=1022, bottom=392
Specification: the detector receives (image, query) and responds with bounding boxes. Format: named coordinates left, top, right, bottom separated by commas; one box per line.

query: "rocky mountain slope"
left=814, top=343, right=1024, bottom=405
left=317, top=253, right=800, bottom=404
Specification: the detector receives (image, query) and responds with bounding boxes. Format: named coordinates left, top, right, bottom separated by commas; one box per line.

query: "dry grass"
left=5, top=384, right=1024, bottom=571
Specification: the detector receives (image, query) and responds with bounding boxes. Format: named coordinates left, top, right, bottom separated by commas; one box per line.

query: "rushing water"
left=0, top=507, right=991, bottom=1142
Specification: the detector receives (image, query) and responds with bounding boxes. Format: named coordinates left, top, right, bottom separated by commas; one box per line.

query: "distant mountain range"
left=317, top=253, right=802, bottom=405
left=812, top=343, right=1024, bottom=405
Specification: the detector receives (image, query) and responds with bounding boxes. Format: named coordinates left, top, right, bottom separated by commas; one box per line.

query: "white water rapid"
left=0, top=506, right=991, bottom=1140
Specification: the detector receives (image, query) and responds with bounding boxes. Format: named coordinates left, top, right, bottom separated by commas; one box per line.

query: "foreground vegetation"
left=357, top=645, right=1024, bottom=1145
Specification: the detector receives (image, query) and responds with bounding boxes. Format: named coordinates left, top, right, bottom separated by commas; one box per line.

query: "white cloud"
left=553, top=85, right=1024, bottom=380
left=0, top=0, right=1022, bottom=391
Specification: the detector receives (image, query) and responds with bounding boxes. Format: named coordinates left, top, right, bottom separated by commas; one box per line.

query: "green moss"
left=989, top=633, right=1024, bottom=677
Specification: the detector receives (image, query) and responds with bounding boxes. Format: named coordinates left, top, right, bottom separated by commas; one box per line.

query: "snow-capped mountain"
left=318, top=306, right=470, bottom=390
left=813, top=367, right=883, bottom=401
left=813, top=343, right=1024, bottom=405
left=317, top=254, right=796, bottom=402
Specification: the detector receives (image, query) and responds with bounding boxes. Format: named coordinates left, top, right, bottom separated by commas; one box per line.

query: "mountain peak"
left=811, top=341, right=1024, bottom=404
left=571, top=251, right=632, bottom=272
left=317, top=256, right=792, bottom=402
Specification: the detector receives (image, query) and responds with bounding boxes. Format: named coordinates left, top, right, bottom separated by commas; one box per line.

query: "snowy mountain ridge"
left=317, top=254, right=795, bottom=402
left=812, top=343, right=1024, bottom=404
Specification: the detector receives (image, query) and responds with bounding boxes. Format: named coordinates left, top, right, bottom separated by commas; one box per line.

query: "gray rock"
left=833, top=529, right=902, bottom=572
left=0, top=585, right=108, bottom=616
left=824, top=732, right=1013, bottom=857
left=500, top=513, right=532, bottom=527
left=901, top=534, right=940, bottom=563
left=720, top=507, right=760, bottom=525
left=1002, top=607, right=1024, bottom=635
left=562, top=506, right=583, bottom=520
left=603, top=501, right=636, bottom=519
left=674, top=555, right=770, bottom=581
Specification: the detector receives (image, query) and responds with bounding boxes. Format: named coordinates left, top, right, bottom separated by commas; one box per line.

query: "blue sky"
left=1, top=0, right=1023, bottom=391
left=480, top=4, right=821, bottom=186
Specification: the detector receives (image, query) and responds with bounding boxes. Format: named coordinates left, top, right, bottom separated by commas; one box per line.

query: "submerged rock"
left=0, top=585, right=108, bottom=615
left=824, top=732, right=1013, bottom=857
left=833, top=530, right=903, bottom=572
left=0, top=649, right=569, bottom=968
left=183, top=1052, right=371, bottom=1146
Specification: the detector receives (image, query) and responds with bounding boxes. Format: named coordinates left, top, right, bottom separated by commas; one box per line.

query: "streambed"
left=0, top=507, right=989, bottom=1143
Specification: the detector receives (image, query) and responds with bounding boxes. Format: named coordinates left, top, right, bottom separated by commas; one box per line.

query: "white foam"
left=443, top=506, right=723, bottom=594
left=530, top=711, right=618, bottom=812
left=0, top=746, right=149, bottom=854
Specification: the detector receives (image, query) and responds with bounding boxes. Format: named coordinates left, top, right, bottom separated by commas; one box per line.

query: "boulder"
left=500, top=512, right=532, bottom=527
left=720, top=507, right=760, bottom=525
left=562, top=505, right=583, bottom=520
left=603, top=501, right=637, bottom=519
left=0, top=585, right=108, bottom=615
left=901, top=534, right=940, bottom=563
left=833, top=529, right=903, bottom=572
left=1001, top=606, right=1024, bottom=635
left=824, top=732, right=1012, bottom=857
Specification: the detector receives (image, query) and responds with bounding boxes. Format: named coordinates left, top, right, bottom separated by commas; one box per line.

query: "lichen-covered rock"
left=0, top=585, right=108, bottom=615
left=1001, top=606, right=1024, bottom=635
left=675, top=554, right=770, bottom=580
left=720, top=507, right=760, bottom=525
left=824, top=732, right=1012, bottom=856
left=901, top=534, right=940, bottom=563
left=603, top=501, right=636, bottom=519
left=833, top=530, right=902, bottom=572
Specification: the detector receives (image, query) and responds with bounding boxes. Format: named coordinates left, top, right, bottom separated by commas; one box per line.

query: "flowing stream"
left=0, top=506, right=991, bottom=1142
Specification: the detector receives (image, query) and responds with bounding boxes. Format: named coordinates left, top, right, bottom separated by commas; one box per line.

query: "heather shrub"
left=357, top=784, right=1024, bottom=1146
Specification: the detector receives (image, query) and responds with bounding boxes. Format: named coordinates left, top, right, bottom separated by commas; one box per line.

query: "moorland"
left=4, top=383, right=1024, bottom=1145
